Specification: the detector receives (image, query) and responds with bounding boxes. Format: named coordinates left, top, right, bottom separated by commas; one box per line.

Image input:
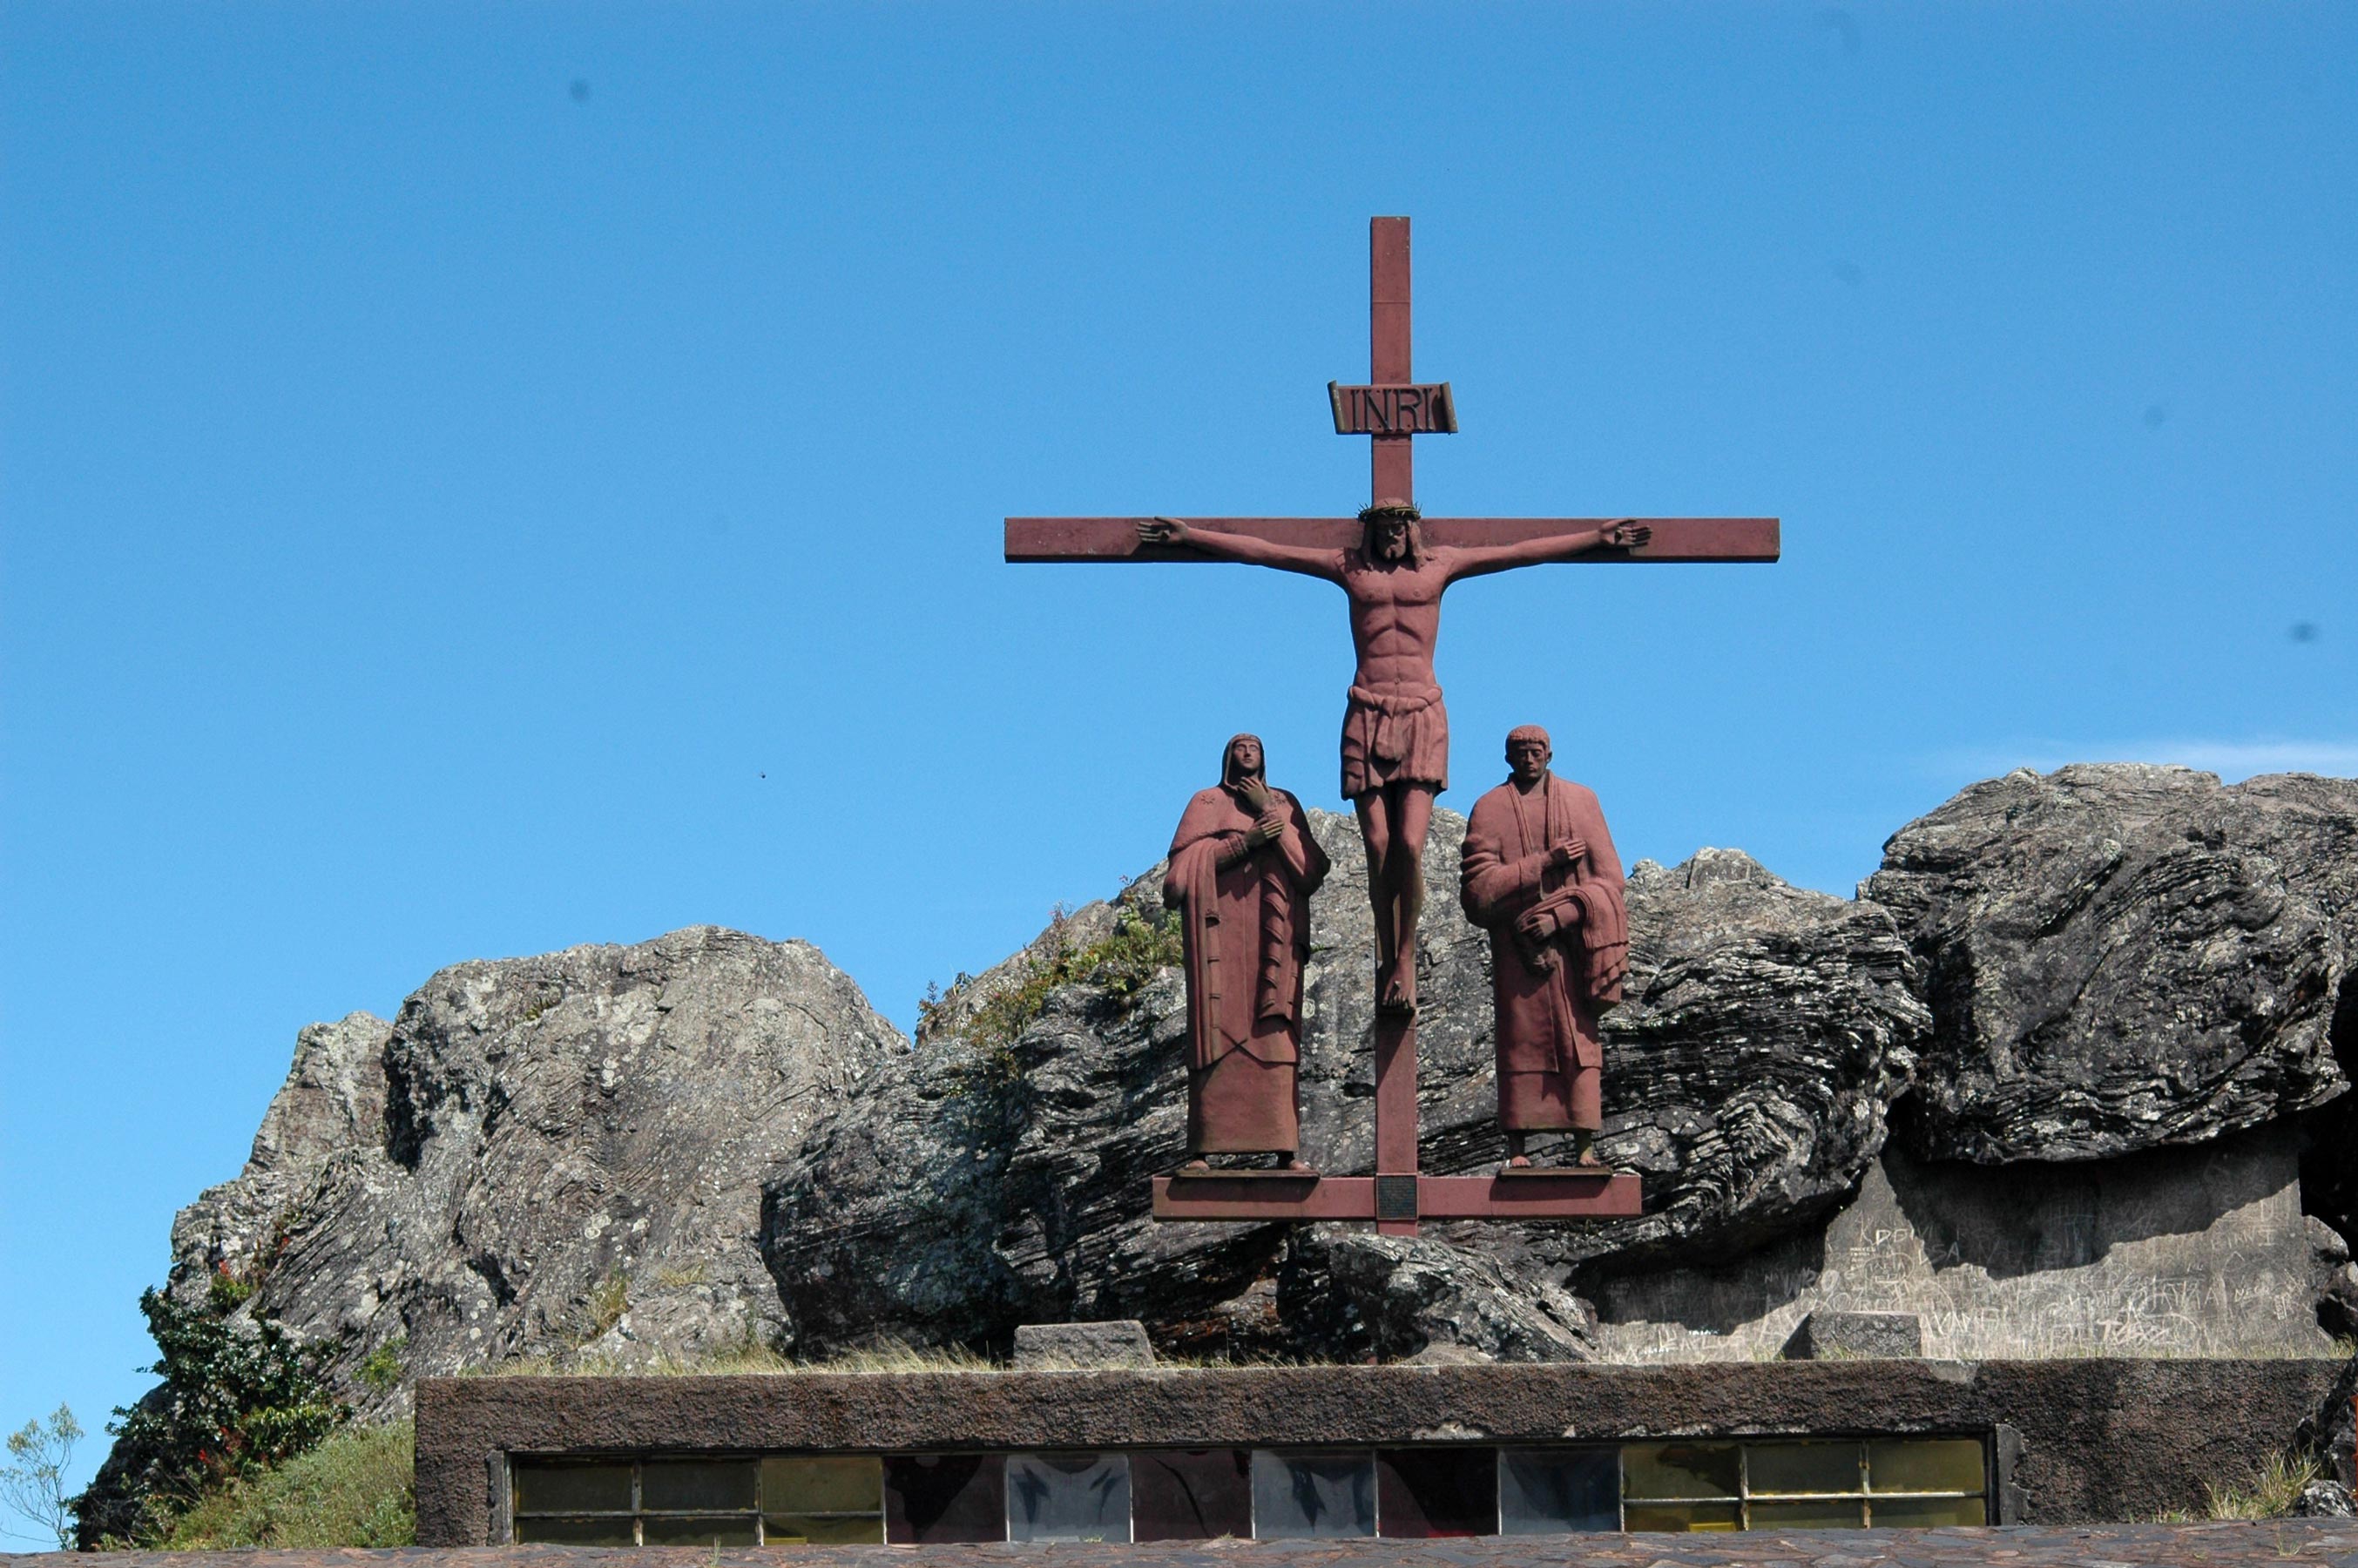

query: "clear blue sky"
left=3, top=2, right=2353, bottom=1503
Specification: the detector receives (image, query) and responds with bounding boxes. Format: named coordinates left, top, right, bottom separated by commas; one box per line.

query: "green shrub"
left=71, top=1286, right=347, bottom=1545
left=357, top=1338, right=408, bottom=1393
left=931, top=898, right=1182, bottom=1075
left=158, top=1421, right=414, bottom=1548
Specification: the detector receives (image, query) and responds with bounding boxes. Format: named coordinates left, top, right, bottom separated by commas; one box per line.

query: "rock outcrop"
left=167, top=927, right=902, bottom=1414
left=146, top=765, right=2358, bottom=1406
left=1865, top=765, right=2355, bottom=1163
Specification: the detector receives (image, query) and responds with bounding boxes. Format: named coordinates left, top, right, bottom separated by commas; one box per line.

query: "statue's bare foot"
left=1574, top=1146, right=1605, bottom=1169
left=1504, top=1153, right=1532, bottom=1170
left=1280, top=1154, right=1318, bottom=1176
left=1180, top=1158, right=1211, bottom=1173
left=1376, top=962, right=1417, bottom=1016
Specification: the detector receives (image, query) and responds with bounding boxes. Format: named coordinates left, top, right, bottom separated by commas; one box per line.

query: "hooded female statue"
left=1164, top=734, right=1331, bottom=1169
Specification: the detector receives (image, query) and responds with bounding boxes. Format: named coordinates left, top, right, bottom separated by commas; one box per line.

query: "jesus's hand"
left=1136, top=517, right=1191, bottom=547
left=1600, top=520, right=1652, bottom=551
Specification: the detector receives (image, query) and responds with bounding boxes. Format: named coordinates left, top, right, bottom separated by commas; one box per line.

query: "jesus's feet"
left=1376, top=960, right=1418, bottom=1016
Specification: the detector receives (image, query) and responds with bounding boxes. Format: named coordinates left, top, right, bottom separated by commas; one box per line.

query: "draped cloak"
left=1458, top=773, right=1629, bottom=1132
left=1164, top=751, right=1331, bottom=1154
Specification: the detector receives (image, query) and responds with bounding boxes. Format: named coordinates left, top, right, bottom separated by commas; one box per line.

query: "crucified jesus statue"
left=1137, top=501, right=1650, bottom=1015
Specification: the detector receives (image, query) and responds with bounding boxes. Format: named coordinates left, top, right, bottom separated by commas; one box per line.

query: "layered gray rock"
left=148, top=764, right=2358, bottom=1401
left=760, top=813, right=1930, bottom=1360
left=168, top=926, right=901, bottom=1413
left=1865, top=765, right=2356, bottom=1163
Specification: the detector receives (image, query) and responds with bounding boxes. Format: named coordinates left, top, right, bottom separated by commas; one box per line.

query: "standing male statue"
left=1459, top=725, right=1630, bottom=1169
left=1138, top=506, right=1647, bottom=1014
left=1165, top=734, right=1331, bottom=1171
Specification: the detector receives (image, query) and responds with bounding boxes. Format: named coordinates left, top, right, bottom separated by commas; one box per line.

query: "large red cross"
left=1006, top=219, right=1779, bottom=1235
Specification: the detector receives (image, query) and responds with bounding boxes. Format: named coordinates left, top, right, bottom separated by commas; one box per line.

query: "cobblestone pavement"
left=10, top=1524, right=2358, bottom=1568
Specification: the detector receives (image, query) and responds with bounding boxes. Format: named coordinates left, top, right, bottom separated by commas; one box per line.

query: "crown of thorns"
left=1357, top=502, right=1422, bottom=524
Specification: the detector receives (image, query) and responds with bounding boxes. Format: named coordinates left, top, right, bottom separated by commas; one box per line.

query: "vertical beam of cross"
left=1369, top=217, right=1415, bottom=509
left=1368, top=218, right=1422, bottom=1235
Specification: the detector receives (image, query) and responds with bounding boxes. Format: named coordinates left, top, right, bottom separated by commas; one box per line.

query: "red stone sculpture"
left=1137, top=510, right=1645, bottom=1017
left=1165, top=735, right=1332, bottom=1169
left=1459, top=726, right=1630, bottom=1169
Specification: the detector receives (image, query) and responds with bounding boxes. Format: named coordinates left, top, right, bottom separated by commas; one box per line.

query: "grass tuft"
left=155, top=1420, right=414, bottom=1548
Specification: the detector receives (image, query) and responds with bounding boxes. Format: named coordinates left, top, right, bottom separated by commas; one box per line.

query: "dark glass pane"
left=1749, top=1498, right=1866, bottom=1529
left=1868, top=1440, right=1986, bottom=1496
left=1624, top=1502, right=1741, bottom=1532
left=512, top=1460, right=632, bottom=1515
left=642, top=1514, right=759, bottom=1546
left=1251, top=1450, right=1375, bottom=1539
left=761, top=1455, right=882, bottom=1516
left=1499, top=1447, right=1619, bottom=1534
left=513, top=1516, right=636, bottom=1546
left=885, top=1453, right=1007, bottom=1544
left=1132, top=1449, right=1253, bottom=1541
left=1007, top=1452, right=1131, bottom=1543
left=1747, top=1443, right=1862, bottom=1496
left=1375, top=1448, right=1497, bottom=1538
left=765, top=1514, right=886, bottom=1544
left=641, top=1458, right=758, bottom=1511
left=1623, top=1443, right=1741, bottom=1500
left=1869, top=1495, right=1986, bottom=1528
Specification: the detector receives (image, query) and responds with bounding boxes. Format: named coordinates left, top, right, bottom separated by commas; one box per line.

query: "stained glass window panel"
left=1623, top=1443, right=1741, bottom=1500
left=1870, top=1495, right=1987, bottom=1528
left=1375, top=1448, right=1497, bottom=1538
left=513, top=1460, right=632, bottom=1515
left=763, top=1513, right=886, bottom=1544
left=1749, top=1498, right=1867, bottom=1529
left=760, top=1455, right=882, bottom=1516
left=640, top=1458, right=757, bottom=1512
left=884, top=1453, right=1006, bottom=1544
left=1251, top=1450, right=1375, bottom=1538
left=1498, top=1447, right=1619, bottom=1534
left=1746, top=1442, right=1862, bottom=1496
left=1624, top=1501, right=1742, bottom=1532
left=1868, top=1440, right=1986, bottom=1496
left=1132, top=1449, right=1253, bottom=1541
left=513, top=1517, right=637, bottom=1545
left=640, top=1514, right=757, bottom=1546
left=1006, top=1452, right=1131, bottom=1543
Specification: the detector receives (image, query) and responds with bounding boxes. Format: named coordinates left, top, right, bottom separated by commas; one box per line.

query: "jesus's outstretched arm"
left=1443, top=519, right=1652, bottom=582
left=1135, top=517, right=1341, bottom=581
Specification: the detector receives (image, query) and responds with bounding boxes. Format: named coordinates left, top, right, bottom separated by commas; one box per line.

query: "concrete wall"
left=416, top=1359, right=2345, bottom=1544
left=1587, top=1122, right=2341, bottom=1361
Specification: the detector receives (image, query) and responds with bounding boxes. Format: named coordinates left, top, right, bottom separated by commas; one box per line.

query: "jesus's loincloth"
left=1339, top=683, right=1449, bottom=799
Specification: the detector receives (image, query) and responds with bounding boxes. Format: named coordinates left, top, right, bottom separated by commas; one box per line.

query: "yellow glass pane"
left=641, top=1514, right=759, bottom=1546
left=1867, top=1440, right=1985, bottom=1496
left=1749, top=1498, right=1866, bottom=1530
left=642, top=1458, right=758, bottom=1511
left=513, top=1461, right=632, bottom=1515
left=1746, top=1443, right=1861, bottom=1496
left=1622, top=1443, right=1741, bottom=1499
left=1870, top=1495, right=1986, bottom=1528
left=761, top=1455, right=883, bottom=1515
left=766, top=1513, right=886, bottom=1544
left=1625, top=1503, right=1741, bottom=1532
left=514, top=1516, right=636, bottom=1546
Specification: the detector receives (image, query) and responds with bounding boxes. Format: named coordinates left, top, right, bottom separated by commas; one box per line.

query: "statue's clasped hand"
left=1548, top=836, right=1588, bottom=869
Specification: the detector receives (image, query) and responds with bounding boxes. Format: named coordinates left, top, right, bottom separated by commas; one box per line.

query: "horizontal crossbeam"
left=1005, top=517, right=1779, bottom=564
left=1149, top=1171, right=1642, bottom=1223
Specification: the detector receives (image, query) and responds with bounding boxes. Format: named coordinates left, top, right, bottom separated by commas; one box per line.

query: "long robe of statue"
left=1165, top=735, right=1331, bottom=1163
left=1459, top=727, right=1630, bottom=1152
